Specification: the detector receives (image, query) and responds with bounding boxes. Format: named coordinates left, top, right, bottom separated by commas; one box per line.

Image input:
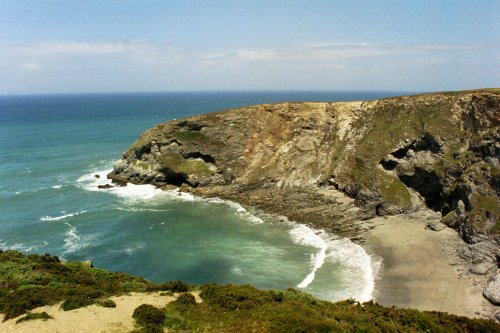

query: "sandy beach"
left=363, top=212, right=491, bottom=318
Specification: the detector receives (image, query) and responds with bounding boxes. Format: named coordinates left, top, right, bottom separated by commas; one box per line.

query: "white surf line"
left=290, top=222, right=377, bottom=302
left=77, top=168, right=264, bottom=224
left=40, top=210, right=87, bottom=222
left=290, top=224, right=328, bottom=289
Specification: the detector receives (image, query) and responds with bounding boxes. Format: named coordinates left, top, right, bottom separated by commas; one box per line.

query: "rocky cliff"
left=108, top=89, right=499, bottom=266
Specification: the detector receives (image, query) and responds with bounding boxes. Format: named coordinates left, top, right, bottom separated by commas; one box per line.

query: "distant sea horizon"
left=0, top=89, right=420, bottom=98
left=0, top=90, right=412, bottom=302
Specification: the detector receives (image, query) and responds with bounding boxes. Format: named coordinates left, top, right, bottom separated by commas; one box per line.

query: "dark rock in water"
left=98, top=184, right=114, bottom=189
left=483, top=273, right=500, bottom=305
left=94, top=174, right=100, bottom=178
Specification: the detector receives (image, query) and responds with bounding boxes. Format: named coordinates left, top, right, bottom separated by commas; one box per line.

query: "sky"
left=0, top=0, right=499, bottom=94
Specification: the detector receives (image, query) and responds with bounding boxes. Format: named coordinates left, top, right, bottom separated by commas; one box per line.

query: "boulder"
left=483, top=273, right=500, bottom=305
left=98, top=184, right=114, bottom=189
left=426, top=221, right=447, bottom=231
left=469, top=262, right=494, bottom=275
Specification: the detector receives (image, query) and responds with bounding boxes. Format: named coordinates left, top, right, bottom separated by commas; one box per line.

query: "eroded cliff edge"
left=108, top=89, right=499, bottom=297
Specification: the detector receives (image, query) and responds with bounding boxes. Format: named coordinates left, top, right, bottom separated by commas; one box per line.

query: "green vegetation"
left=1, top=250, right=499, bottom=331
left=15, top=311, right=52, bottom=324
left=0, top=250, right=154, bottom=321
left=469, top=194, right=500, bottom=233
left=146, top=280, right=189, bottom=293
left=133, top=304, right=165, bottom=326
left=132, top=304, right=166, bottom=333
left=173, top=293, right=196, bottom=306
left=347, top=96, right=461, bottom=191
left=159, top=284, right=500, bottom=332
left=377, top=170, right=412, bottom=208
left=158, top=151, right=213, bottom=177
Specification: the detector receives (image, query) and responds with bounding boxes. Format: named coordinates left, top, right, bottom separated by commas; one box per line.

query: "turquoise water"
left=0, top=92, right=400, bottom=301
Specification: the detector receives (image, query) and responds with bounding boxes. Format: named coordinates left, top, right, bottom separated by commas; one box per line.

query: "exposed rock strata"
left=108, top=89, right=499, bottom=305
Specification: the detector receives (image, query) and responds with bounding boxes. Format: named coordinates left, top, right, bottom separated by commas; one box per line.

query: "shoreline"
left=94, top=174, right=494, bottom=318
left=363, top=211, right=493, bottom=319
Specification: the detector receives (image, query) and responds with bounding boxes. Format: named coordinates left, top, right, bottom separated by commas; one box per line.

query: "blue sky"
left=0, top=0, right=499, bottom=94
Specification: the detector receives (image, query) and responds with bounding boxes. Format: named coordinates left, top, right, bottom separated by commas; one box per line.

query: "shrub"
left=60, top=296, right=95, bottom=311
left=0, top=250, right=154, bottom=319
left=132, top=304, right=165, bottom=326
left=200, top=284, right=271, bottom=310
left=133, top=324, right=164, bottom=333
left=15, top=311, right=53, bottom=324
left=148, top=280, right=189, bottom=293
left=174, top=293, right=196, bottom=306
left=97, top=299, right=116, bottom=308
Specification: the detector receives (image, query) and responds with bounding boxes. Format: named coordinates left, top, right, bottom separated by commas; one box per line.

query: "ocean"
left=0, top=91, right=406, bottom=302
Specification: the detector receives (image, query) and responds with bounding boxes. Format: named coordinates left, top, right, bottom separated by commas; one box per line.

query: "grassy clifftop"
left=1, top=250, right=499, bottom=332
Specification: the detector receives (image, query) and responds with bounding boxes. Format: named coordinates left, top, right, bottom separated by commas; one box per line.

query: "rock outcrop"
left=484, top=274, right=500, bottom=305
left=108, top=89, right=499, bottom=276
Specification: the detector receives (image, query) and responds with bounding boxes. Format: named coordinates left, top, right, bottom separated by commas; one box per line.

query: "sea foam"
left=77, top=168, right=264, bottom=224
left=63, top=222, right=92, bottom=253
left=40, top=210, right=87, bottom=222
left=289, top=222, right=379, bottom=302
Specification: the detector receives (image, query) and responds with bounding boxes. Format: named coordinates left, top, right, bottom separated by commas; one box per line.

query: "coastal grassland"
left=156, top=284, right=500, bottom=333
left=1, top=250, right=498, bottom=331
left=0, top=250, right=187, bottom=321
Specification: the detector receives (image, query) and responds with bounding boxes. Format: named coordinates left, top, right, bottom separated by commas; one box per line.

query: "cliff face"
left=108, top=89, right=499, bottom=250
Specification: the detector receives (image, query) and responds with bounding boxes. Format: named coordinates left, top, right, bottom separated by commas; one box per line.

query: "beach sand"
left=0, top=291, right=201, bottom=333
left=363, top=212, right=490, bottom=318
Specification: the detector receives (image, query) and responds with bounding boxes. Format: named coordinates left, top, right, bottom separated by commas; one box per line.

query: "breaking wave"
left=40, top=210, right=87, bottom=222
left=77, top=169, right=263, bottom=224
left=63, top=222, right=92, bottom=253
left=289, top=222, right=380, bottom=302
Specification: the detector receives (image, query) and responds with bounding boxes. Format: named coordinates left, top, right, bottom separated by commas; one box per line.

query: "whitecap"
left=0, top=240, right=49, bottom=253
left=40, top=210, right=87, bottom=222
left=231, top=265, right=243, bottom=276
left=63, top=222, right=91, bottom=253
left=115, top=207, right=170, bottom=213
left=123, top=242, right=145, bottom=255
left=52, top=185, right=63, bottom=189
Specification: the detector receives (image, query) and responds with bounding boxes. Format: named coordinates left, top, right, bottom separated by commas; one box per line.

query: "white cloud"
left=0, top=39, right=497, bottom=93
left=201, top=42, right=481, bottom=64
left=20, top=62, right=43, bottom=71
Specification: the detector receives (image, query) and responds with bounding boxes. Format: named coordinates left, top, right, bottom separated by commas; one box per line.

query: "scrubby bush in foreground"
left=0, top=250, right=156, bottom=320
left=132, top=304, right=165, bottom=326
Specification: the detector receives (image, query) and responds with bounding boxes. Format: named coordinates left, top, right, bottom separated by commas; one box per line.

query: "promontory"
left=108, top=89, right=499, bottom=319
